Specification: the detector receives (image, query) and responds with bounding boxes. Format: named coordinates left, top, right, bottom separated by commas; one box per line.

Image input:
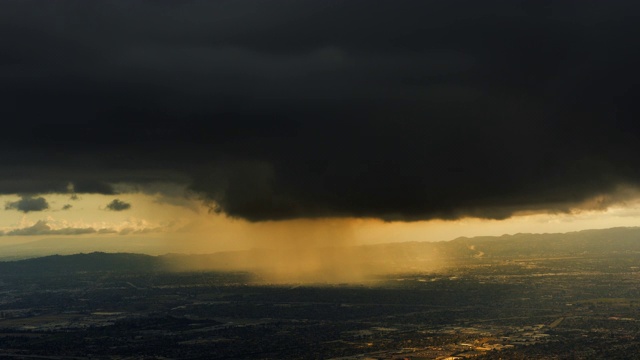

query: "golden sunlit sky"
left=2, top=186, right=640, bottom=256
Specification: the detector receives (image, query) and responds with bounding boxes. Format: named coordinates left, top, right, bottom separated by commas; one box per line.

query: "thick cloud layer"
left=2, top=1, right=640, bottom=221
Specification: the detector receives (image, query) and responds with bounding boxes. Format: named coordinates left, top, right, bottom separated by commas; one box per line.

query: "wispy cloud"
left=1, top=219, right=168, bottom=237
left=5, top=220, right=95, bottom=236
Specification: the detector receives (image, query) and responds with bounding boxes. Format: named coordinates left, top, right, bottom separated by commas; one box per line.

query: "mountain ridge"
left=0, top=226, right=639, bottom=276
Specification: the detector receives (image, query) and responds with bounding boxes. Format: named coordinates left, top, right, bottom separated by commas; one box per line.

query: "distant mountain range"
left=0, top=235, right=171, bottom=261
left=443, top=226, right=640, bottom=257
left=0, top=227, right=639, bottom=277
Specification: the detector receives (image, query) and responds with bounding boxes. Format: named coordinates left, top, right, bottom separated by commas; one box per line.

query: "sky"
left=2, top=1, right=640, bottom=256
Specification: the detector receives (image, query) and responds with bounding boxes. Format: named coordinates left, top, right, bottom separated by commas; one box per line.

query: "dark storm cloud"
left=105, top=199, right=131, bottom=212
left=5, top=195, right=49, bottom=213
left=2, top=1, right=640, bottom=221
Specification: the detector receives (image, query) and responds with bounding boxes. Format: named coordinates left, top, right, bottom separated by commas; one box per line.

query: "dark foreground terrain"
left=1, top=229, right=640, bottom=359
